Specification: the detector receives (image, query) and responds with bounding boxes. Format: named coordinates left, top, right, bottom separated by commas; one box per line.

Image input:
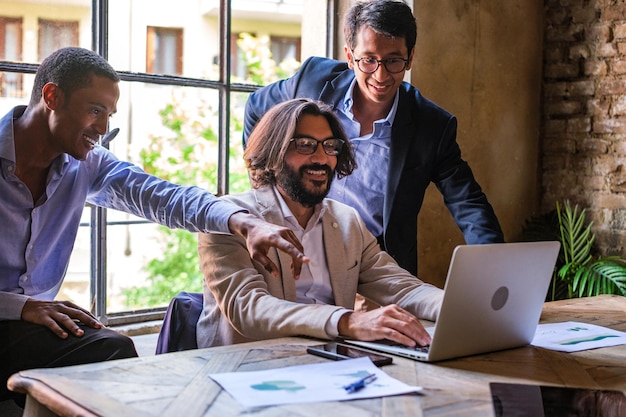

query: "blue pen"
left=343, top=373, right=377, bottom=393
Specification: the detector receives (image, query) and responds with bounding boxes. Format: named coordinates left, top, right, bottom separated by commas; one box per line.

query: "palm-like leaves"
left=572, top=257, right=626, bottom=297
left=556, top=201, right=626, bottom=298
left=556, top=201, right=593, bottom=266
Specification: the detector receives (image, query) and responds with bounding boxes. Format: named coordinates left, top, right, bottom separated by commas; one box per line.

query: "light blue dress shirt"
left=0, top=106, right=242, bottom=319
left=326, top=79, right=399, bottom=238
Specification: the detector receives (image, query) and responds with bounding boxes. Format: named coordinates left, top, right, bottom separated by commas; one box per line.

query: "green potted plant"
left=553, top=201, right=626, bottom=299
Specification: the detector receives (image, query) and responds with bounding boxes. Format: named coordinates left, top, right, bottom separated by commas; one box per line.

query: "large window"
left=0, top=0, right=334, bottom=326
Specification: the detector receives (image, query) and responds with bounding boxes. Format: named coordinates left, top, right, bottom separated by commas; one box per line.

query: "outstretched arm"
left=227, top=212, right=309, bottom=279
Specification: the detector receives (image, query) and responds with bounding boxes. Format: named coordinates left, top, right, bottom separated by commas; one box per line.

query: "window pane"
left=1, top=18, right=22, bottom=59
left=230, top=91, right=251, bottom=193
left=107, top=0, right=305, bottom=82
left=0, top=71, right=23, bottom=98
left=0, top=0, right=91, bottom=64
left=231, top=1, right=304, bottom=85
left=109, top=0, right=218, bottom=80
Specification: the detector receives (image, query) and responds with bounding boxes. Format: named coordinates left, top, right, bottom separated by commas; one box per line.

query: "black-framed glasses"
left=289, top=137, right=345, bottom=156
left=351, top=50, right=409, bottom=74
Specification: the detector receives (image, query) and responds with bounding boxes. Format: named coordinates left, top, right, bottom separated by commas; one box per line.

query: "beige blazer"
left=196, top=186, right=443, bottom=348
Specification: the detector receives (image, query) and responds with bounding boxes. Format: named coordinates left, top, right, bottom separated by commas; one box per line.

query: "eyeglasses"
left=351, top=50, right=409, bottom=74
left=290, top=137, right=345, bottom=156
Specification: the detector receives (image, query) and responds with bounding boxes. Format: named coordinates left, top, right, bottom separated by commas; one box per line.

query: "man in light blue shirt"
left=0, top=47, right=307, bottom=406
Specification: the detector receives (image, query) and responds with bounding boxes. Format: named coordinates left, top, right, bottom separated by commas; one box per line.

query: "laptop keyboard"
left=372, top=339, right=431, bottom=353
left=409, top=345, right=430, bottom=353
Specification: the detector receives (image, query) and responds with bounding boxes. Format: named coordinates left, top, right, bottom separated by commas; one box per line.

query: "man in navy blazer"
left=244, top=0, right=504, bottom=276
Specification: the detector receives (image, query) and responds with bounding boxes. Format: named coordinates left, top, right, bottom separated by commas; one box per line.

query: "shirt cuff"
left=0, top=292, right=29, bottom=320
left=214, top=206, right=248, bottom=234
left=325, top=308, right=352, bottom=338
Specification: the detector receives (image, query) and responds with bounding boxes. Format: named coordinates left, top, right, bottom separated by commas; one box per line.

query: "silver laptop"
left=346, top=241, right=561, bottom=362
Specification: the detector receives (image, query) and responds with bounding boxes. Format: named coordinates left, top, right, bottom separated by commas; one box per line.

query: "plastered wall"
left=412, top=1, right=544, bottom=287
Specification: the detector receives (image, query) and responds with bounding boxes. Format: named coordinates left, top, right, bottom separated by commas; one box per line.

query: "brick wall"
left=543, top=0, right=626, bottom=256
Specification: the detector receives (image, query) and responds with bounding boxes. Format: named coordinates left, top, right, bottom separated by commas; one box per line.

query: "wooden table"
left=8, top=295, right=626, bottom=417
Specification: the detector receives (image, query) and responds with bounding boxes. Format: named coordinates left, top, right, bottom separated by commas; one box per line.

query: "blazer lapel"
left=319, top=70, right=354, bottom=110
left=385, top=85, right=415, bottom=230
left=254, top=187, right=297, bottom=301
left=321, top=207, right=351, bottom=308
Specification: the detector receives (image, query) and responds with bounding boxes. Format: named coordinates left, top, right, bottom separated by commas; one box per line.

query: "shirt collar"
left=342, top=79, right=357, bottom=116
left=0, top=105, right=69, bottom=176
left=272, top=185, right=325, bottom=232
left=0, top=106, right=24, bottom=163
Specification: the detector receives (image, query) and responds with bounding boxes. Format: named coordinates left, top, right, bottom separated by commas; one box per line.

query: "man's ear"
left=344, top=45, right=355, bottom=69
left=405, top=47, right=415, bottom=71
left=42, top=83, right=61, bottom=110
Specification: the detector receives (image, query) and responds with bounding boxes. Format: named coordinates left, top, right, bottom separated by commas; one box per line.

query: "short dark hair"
left=344, top=0, right=417, bottom=55
left=245, top=98, right=357, bottom=188
left=30, top=47, right=119, bottom=105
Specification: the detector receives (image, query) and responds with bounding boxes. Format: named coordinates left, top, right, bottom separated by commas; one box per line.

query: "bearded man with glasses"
left=244, top=0, right=504, bottom=281
left=196, top=98, right=443, bottom=348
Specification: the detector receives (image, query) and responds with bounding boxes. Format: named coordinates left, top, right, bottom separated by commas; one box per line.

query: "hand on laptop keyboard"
left=338, top=304, right=432, bottom=347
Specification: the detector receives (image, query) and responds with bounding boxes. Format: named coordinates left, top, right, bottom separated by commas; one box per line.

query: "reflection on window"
left=233, top=32, right=301, bottom=85
left=146, top=26, right=183, bottom=75
left=270, top=35, right=300, bottom=63
left=231, top=32, right=255, bottom=81
left=38, top=19, right=79, bottom=60
left=0, top=16, right=23, bottom=97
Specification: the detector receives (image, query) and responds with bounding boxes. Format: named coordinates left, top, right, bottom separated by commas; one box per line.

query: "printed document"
left=532, top=321, right=626, bottom=352
left=209, top=356, right=420, bottom=408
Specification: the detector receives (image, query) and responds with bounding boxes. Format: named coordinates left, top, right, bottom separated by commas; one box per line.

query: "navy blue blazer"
left=244, top=57, right=504, bottom=276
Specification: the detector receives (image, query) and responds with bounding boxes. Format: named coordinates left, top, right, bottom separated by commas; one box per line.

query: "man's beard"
left=276, top=163, right=333, bottom=208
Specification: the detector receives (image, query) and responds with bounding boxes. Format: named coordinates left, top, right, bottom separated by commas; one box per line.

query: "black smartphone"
left=306, top=342, right=393, bottom=366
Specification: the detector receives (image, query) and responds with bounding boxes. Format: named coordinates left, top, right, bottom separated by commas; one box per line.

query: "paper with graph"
left=209, top=356, right=420, bottom=408
left=532, top=321, right=626, bottom=352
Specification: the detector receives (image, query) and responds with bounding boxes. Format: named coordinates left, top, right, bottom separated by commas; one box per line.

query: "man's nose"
left=94, top=116, right=110, bottom=136
left=373, top=63, right=389, bottom=79
left=311, top=142, right=329, bottom=162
